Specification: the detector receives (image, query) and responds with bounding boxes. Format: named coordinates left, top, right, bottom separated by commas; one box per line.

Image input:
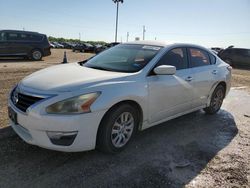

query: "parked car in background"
left=94, top=44, right=107, bottom=54
left=218, top=48, right=250, bottom=68
left=106, top=42, right=120, bottom=48
left=8, top=41, right=231, bottom=153
left=72, top=43, right=85, bottom=52
left=49, top=42, right=55, bottom=48
left=211, top=50, right=218, bottom=55
left=0, top=30, right=51, bottom=60
left=83, top=43, right=95, bottom=53
left=52, top=42, right=64, bottom=48
left=211, top=47, right=223, bottom=53
left=61, top=42, right=74, bottom=49
left=94, top=42, right=120, bottom=54
left=72, top=43, right=95, bottom=53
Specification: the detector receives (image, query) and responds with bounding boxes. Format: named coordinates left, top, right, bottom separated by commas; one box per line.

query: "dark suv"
left=218, top=48, right=250, bottom=68
left=0, top=30, right=51, bottom=60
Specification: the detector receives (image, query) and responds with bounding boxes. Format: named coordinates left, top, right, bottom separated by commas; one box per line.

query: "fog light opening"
left=47, top=131, right=78, bottom=146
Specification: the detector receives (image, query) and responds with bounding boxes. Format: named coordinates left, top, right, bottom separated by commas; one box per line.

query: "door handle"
left=212, top=70, right=218, bottom=75
left=185, top=76, right=193, bottom=82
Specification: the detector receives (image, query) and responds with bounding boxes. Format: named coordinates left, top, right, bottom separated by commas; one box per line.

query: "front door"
left=147, top=48, right=194, bottom=124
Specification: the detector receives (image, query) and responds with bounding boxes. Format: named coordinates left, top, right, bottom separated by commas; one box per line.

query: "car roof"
left=0, top=29, right=42, bottom=35
left=224, top=48, right=250, bottom=51
left=124, top=40, right=210, bottom=51
left=126, top=40, right=169, bottom=47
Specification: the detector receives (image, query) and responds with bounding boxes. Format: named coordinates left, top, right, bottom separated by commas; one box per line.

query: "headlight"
left=46, top=92, right=100, bottom=114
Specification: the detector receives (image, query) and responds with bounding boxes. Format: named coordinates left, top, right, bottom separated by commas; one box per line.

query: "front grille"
left=12, top=91, right=44, bottom=112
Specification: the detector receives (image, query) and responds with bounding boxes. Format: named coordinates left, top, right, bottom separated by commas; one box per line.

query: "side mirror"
left=153, top=65, right=176, bottom=75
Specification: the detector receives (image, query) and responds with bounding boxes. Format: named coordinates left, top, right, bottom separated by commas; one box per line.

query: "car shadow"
left=0, top=109, right=237, bottom=188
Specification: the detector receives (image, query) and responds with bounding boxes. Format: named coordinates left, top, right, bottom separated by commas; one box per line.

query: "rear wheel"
left=204, top=85, right=225, bottom=114
left=97, top=104, right=139, bottom=153
left=31, top=49, right=42, bottom=61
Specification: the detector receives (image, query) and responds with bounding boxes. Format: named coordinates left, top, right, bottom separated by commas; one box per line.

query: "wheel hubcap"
left=33, top=51, right=42, bottom=60
left=111, top=112, right=134, bottom=148
left=212, top=89, right=224, bottom=110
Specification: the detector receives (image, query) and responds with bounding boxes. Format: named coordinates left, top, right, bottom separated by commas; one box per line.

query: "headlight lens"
left=46, top=92, right=100, bottom=114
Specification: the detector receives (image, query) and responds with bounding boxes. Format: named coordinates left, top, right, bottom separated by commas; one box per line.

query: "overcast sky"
left=1, top=0, right=250, bottom=48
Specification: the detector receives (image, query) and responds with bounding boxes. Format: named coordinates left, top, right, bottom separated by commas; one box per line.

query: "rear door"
left=147, top=47, right=194, bottom=124
left=187, top=47, right=218, bottom=107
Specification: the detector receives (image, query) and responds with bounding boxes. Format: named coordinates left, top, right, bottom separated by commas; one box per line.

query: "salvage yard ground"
left=0, top=49, right=249, bottom=187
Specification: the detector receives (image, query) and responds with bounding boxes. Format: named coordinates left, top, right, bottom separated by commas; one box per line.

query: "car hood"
left=20, top=63, right=131, bottom=92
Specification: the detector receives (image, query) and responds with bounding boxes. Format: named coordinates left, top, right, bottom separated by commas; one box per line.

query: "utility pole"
left=143, top=25, right=146, bottom=40
left=79, top=33, right=81, bottom=41
left=126, top=32, right=129, bottom=42
left=113, top=0, right=124, bottom=42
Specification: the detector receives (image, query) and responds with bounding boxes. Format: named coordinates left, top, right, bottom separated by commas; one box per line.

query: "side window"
left=189, top=48, right=211, bottom=67
left=29, top=34, right=43, bottom=41
left=209, top=53, right=216, bottom=64
left=0, top=32, right=7, bottom=41
left=157, top=48, right=188, bottom=70
left=239, top=49, right=250, bottom=56
left=7, top=33, right=19, bottom=41
left=20, top=34, right=28, bottom=41
left=247, top=50, right=250, bottom=57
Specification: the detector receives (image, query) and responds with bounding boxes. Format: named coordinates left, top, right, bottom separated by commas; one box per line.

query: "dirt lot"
left=0, top=49, right=249, bottom=187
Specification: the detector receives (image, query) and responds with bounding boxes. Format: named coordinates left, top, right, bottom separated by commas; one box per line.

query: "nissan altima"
left=8, top=41, right=232, bottom=153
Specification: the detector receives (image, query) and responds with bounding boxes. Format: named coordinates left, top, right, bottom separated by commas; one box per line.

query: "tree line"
left=48, top=36, right=107, bottom=45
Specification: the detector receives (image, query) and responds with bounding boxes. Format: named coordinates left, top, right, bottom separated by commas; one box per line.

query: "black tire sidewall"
left=205, top=85, right=225, bottom=114
left=97, top=104, right=139, bottom=153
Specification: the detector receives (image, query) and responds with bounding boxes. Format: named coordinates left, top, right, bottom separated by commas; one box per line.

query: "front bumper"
left=8, top=100, right=106, bottom=152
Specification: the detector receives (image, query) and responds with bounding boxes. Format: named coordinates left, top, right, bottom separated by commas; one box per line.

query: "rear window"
left=189, top=48, right=211, bottom=67
left=209, top=53, right=216, bottom=64
left=28, top=34, right=43, bottom=41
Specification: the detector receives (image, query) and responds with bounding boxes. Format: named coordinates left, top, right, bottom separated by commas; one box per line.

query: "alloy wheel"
left=111, top=112, right=135, bottom=148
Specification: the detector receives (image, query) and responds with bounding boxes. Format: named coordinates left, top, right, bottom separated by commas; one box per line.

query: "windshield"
left=84, top=44, right=162, bottom=73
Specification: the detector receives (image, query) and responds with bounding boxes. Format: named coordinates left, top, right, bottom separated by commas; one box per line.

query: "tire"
left=97, top=104, right=139, bottom=153
left=203, top=85, right=225, bottom=114
left=31, top=49, right=42, bottom=61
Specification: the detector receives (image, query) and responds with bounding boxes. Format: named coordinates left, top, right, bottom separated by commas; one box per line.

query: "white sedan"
left=8, top=41, right=231, bottom=153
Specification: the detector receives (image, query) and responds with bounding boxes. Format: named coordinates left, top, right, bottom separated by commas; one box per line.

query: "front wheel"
left=31, top=49, right=42, bottom=61
left=97, top=104, right=139, bottom=153
left=204, top=85, right=225, bottom=114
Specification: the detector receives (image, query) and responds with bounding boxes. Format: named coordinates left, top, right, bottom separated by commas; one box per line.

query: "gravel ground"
left=0, top=50, right=249, bottom=187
